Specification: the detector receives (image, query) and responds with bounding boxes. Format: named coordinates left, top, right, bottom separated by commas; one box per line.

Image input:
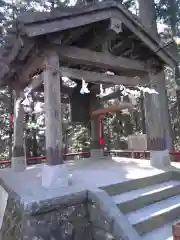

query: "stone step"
left=127, top=195, right=180, bottom=235
left=112, top=181, right=180, bottom=213
left=102, top=171, right=172, bottom=196
left=142, top=219, right=180, bottom=240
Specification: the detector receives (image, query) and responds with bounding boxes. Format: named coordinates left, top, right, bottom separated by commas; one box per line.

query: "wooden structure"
left=91, top=102, right=133, bottom=116
left=0, top=1, right=176, bottom=168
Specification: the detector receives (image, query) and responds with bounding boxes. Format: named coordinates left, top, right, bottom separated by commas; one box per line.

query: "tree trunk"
left=139, top=0, right=158, bottom=35
left=168, top=0, right=177, bottom=37
left=168, top=0, right=180, bottom=115
left=8, top=86, right=13, bottom=160
left=139, top=91, right=146, bottom=134
left=31, top=93, right=38, bottom=158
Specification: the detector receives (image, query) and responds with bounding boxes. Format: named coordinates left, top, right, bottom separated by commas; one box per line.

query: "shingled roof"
left=0, top=0, right=176, bottom=85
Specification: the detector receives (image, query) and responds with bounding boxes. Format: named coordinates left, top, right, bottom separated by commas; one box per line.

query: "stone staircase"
left=101, top=172, right=180, bottom=240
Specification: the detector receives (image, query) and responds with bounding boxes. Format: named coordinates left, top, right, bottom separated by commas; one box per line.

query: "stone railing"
left=88, top=189, right=140, bottom=240
left=0, top=185, right=140, bottom=240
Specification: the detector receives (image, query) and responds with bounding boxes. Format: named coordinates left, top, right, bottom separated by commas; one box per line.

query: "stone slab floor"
left=66, top=156, right=165, bottom=188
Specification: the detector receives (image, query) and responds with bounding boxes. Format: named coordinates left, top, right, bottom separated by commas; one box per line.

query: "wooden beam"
left=111, top=38, right=133, bottom=55
left=15, top=49, right=45, bottom=86
left=59, top=67, right=146, bottom=86
left=46, top=26, right=91, bottom=46
left=26, top=74, right=43, bottom=91
left=28, top=73, right=74, bottom=94
left=82, top=24, right=108, bottom=50
left=62, top=26, right=91, bottom=45
left=19, top=3, right=116, bottom=24
left=17, top=72, right=44, bottom=102
left=36, top=85, right=73, bottom=96
left=19, top=66, right=73, bottom=92
left=32, top=95, right=69, bottom=104
left=91, top=102, right=133, bottom=117
left=23, top=10, right=112, bottom=37
left=15, top=80, right=39, bottom=104
left=56, top=46, right=149, bottom=76
left=101, top=90, right=121, bottom=101
left=112, top=8, right=176, bottom=67
left=17, top=38, right=35, bottom=61
left=0, top=38, right=23, bottom=81
left=18, top=72, right=72, bottom=104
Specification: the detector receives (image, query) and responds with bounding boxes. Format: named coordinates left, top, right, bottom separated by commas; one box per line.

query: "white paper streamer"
left=80, top=79, right=90, bottom=94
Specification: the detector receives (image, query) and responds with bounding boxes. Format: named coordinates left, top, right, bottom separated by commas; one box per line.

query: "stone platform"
left=0, top=157, right=177, bottom=240
left=67, top=157, right=166, bottom=187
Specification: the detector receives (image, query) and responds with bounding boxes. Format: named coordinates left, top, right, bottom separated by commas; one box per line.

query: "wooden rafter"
left=47, top=25, right=92, bottom=46
left=111, top=37, right=134, bottom=55
left=62, top=26, right=92, bottom=45
left=79, top=22, right=109, bottom=50
left=18, top=0, right=175, bottom=66
left=111, top=9, right=176, bottom=67
left=101, top=90, right=121, bottom=101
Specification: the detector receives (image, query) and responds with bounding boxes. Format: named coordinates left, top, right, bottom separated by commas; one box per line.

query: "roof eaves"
left=115, top=2, right=176, bottom=67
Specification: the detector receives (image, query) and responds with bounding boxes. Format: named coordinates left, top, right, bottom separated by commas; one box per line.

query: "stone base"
left=42, top=164, right=69, bottom=189
left=11, top=156, right=26, bottom=171
left=0, top=164, right=90, bottom=240
left=150, top=149, right=171, bottom=168
left=0, top=163, right=138, bottom=240
left=90, top=149, right=104, bottom=158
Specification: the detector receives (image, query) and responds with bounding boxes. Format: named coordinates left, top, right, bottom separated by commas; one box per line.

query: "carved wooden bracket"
left=110, top=18, right=122, bottom=34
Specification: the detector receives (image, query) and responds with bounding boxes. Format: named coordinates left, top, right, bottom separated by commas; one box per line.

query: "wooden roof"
left=0, top=0, right=176, bottom=86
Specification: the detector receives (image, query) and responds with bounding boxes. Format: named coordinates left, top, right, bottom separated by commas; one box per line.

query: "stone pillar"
left=11, top=90, right=26, bottom=171
left=144, top=72, right=170, bottom=168
left=90, top=97, right=103, bottom=158
left=42, top=51, right=68, bottom=188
